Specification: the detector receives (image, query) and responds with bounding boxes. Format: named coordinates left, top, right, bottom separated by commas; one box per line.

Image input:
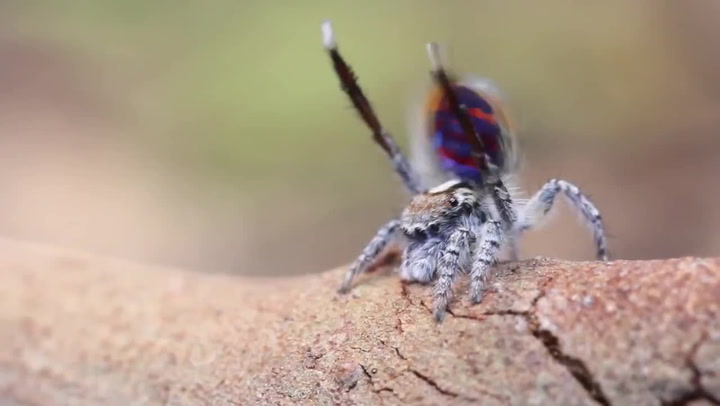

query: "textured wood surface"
left=0, top=240, right=718, bottom=405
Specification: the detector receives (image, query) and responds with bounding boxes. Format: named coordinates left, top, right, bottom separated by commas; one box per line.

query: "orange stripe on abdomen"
left=467, top=108, right=496, bottom=124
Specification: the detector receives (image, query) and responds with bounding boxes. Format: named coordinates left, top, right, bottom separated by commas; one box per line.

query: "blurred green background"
left=1, top=1, right=719, bottom=275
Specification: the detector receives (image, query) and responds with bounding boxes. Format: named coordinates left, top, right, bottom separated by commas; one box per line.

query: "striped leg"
left=339, top=219, right=401, bottom=293
left=517, top=179, right=608, bottom=261
left=490, top=180, right=518, bottom=229
left=489, top=180, right=519, bottom=262
left=469, top=219, right=504, bottom=303
left=432, top=228, right=474, bottom=321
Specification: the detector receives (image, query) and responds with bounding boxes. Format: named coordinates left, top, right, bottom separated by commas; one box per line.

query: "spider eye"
left=428, top=224, right=440, bottom=234
left=448, top=197, right=458, bottom=207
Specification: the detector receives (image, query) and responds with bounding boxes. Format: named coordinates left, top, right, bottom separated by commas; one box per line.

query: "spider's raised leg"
left=469, top=218, right=504, bottom=303
left=432, top=228, right=474, bottom=321
left=339, top=219, right=401, bottom=293
left=322, top=20, right=423, bottom=194
left=516, top=178, right=608, bottom=261
left=426, top=43, right=519, bottom=234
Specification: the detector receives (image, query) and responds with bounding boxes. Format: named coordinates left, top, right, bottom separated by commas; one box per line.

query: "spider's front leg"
left=469, top=218, right=505, bottom=303
left=432, top=228, right=474, bottom=321
left=339, top=219, right=401, bottom=293
left=488, top=179, right=520, bottom=261
left=516, top=178, right=608, bottom=261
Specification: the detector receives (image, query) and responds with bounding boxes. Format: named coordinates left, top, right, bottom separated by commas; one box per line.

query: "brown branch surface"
left=0, top=240, right=719, bottom=405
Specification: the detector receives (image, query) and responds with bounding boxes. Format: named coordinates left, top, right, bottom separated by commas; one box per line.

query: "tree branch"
left=0, top=240, right=718, bottom=405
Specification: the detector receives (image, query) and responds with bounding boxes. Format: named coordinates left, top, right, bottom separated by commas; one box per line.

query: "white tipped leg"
left=469, top=219, right=504, bottom=304
left=321, top=19, right=336, bottom=50
left=426, top=42, right=443, bottom=71
left=320, top=19, right=424, bottom=195
left=339, top=219, right=401, bottom=293
left=516, top=179, right=608, bottom=261
left=432, top=228, right=474, bottom=321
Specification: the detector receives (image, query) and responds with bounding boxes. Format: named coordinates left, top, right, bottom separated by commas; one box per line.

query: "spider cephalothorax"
left=322, top=20, right=608, bottom=321
left=401, top=180, right=482, bottom=238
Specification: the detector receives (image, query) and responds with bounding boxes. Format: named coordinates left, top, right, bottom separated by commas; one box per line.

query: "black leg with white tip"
left=321, top=20, right=423, bottom=195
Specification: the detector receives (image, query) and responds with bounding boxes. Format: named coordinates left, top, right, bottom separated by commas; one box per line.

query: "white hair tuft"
left=426, top=42, right=442, bottom=71
left=321, top=19, right=336, bottom=50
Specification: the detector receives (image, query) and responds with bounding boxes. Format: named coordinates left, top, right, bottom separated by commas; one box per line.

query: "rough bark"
left=0, top=240, right=718, bottom=406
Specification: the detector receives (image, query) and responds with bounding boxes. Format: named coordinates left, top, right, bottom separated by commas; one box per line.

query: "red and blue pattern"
left=426, top=85, right=507, bottom=184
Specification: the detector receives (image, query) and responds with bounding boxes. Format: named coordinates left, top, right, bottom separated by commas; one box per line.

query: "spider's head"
left=400, top=180, right=481, bottom=239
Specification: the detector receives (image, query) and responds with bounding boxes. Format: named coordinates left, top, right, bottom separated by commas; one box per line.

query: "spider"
left=321, top=20, right=608, bottom=321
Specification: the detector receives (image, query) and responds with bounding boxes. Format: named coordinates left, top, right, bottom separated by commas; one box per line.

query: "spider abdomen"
left=425, top=82, right=515, bottom=184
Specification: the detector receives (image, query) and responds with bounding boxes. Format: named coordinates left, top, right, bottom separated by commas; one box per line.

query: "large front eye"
left=448, top=197, right=458, bottom=207
left=428, top=224, right=440, bottom=234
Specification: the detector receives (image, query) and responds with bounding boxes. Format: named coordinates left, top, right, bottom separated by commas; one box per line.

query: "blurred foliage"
left=7, top=1, right=705, bottom=187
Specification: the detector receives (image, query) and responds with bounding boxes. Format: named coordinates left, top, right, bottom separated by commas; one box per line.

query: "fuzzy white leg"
left=339, top=219, right=401, bottom=293
left=432, top=228, right=474, bottom=321
left=490, top=180, right=518, bottom=230
left=517, top=179, right=608, bottom=261
left=495, top=176, right=524, bottom=261
left=469, top=219, right=504, bottom=303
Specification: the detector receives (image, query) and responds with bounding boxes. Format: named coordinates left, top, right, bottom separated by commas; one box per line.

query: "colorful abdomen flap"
left=427, top=85, right=508, bottom=184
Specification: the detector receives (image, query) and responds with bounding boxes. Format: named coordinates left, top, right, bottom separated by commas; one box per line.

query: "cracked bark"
left=662, top=334, right=720, bottom=406
left=0, top=241, right=719, bottom=405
